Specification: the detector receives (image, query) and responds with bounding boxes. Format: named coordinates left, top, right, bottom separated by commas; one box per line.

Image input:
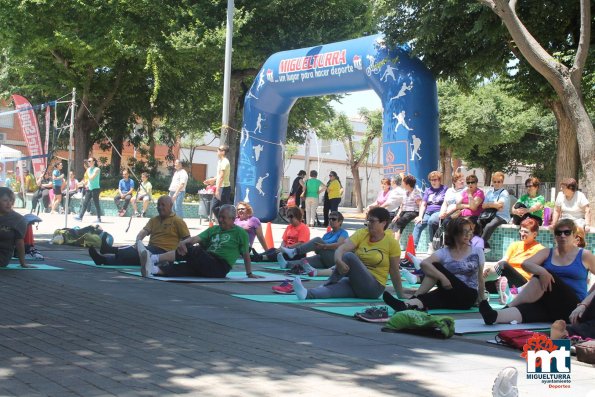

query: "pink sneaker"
left=272, top=280, right=294, bottom=294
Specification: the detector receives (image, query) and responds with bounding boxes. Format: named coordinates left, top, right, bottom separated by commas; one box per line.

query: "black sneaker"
left=355, top=306, right=389, bottom=323
left=100, top=233, right=117, bottom=255
left=88, top=247, right=107, bottom=266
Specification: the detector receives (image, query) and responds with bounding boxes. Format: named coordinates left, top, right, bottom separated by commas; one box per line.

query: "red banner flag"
left=44, top=105, right=50, bottom=167
left=12, top=95, right=45, bottom=176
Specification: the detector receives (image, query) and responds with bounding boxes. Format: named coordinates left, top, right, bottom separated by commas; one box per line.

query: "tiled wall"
left=23, top=195, right=209, bottom=220
left=400, top=223, right=595, bottom=260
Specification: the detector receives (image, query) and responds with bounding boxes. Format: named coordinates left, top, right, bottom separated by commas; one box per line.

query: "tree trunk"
left=440, top=146, right=454, bottom=186
left=481, top=0, right=595, bottom=225
left=110, top=134, right=124, bottom=176
left=73, top=116, right=93, bottom=179
left=484, top=169, right=492, bottom=187
left=550, top=100, right=579, bottom=186
left=351, top=164, right=363, bottom=212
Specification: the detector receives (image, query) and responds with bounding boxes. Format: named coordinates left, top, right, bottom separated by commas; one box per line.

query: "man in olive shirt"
left=88, top=195, right=190, bottom=266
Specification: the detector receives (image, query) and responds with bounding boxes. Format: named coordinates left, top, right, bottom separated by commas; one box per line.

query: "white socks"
left=406, top=252, right=422, bottom=270
left=281, top=246, right=297, bottom=259
left=277, top=252, right=288, bottom=269
left=293, top=277, right=307, bottom=300
left=400, top=269, right=418, bottom=284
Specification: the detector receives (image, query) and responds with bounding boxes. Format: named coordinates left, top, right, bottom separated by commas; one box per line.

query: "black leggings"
left=79, top=188, right=102, bottom=219
left=416, top=262, right=478, bottom=310
left=159, top=244, right=230, bottom=278
left=485, top=262, right=528, bottom=293
left=515, top=274, right=580, bottom=323
left=567, top=298, right=595, bottom=339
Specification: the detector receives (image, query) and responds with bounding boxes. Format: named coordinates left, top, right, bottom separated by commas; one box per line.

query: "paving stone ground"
left=0, top=210, right=593, bottom=397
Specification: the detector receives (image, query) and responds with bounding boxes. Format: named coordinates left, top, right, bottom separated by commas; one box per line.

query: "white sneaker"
left=301, top=260, right=317, bottom=277
left=492, top=367, right=518, bottom=397
left=136, top=240, right=151, bottom=277
left=27, top=251, right=44, bottom=261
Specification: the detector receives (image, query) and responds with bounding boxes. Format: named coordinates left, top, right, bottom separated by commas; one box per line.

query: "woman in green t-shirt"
left=301, top=170, right=326, bottom=228
left=512, top=177, right=545, bottom=225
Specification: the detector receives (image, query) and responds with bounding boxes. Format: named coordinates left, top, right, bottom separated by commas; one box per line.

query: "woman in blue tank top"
left=479, top=219, right=595, bottom=325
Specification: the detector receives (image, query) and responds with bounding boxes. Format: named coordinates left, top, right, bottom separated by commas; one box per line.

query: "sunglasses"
left=287, top=215, right=295, bottom=219
left=466, top=181, right=477, bottom=185
left=554, top=229, right=572, bottom=236
left=329, top=217, right=338, bottom=221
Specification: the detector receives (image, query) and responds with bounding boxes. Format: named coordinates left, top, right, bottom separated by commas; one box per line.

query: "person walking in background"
left=323, top=171, right=343, bottom=227
left=114, top=169, right=135, bottom=217
left=289, top=170, right=306, bottom=210
left=168, top=159, right=188, bottom=219
left=204, top=145, right=231, bottom=219
left=75, top=157, right=102, bottom=223
left=302, top=170, right=326, bottom=227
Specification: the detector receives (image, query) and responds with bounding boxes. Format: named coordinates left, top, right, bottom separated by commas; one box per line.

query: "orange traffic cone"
left=406, top=234, right=416, bottom=258
left=265, top=222, right=274, bottom=250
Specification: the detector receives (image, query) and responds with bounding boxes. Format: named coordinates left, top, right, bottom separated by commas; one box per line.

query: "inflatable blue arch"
left=236, top=34, right=439, bottom=221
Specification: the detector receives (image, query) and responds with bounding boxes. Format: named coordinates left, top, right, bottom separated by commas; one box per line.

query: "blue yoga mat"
left=232, top=294, right=383, bottom=304
left=68, top=259, right=137, bottom=269
left=3, top=263, right=63, bottom=270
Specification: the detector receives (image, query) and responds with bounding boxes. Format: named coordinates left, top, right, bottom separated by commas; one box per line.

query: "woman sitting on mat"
left=279, top=211, right=348, bottom=276
left=234, top=201, right=269, bottom=251
left=292, top=207, right=403, bottom=300
left=261, top=206, right=310, bottom=263
left=479, top=219, right=595, bottom=325
left=483, top=217, right=545, bottom=304
left=383, top=217, right=485, bottom=313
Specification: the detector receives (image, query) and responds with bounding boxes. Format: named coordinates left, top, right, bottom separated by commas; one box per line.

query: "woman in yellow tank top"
left=323, top=171, right=343, bottom=227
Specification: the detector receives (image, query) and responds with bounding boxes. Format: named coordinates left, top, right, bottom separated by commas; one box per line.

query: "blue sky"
left=331, top=89, right=382, bottom=117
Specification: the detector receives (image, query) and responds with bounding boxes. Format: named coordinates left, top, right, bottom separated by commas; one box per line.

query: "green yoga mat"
left=68, top=259, right=138, bottom=269
left=232, top=294, right=383, bottom=304
left=3, top=263, right=63, bottom=270
left=120, top=270, right=288, bottom=282
left=262, top=266, right=420, bottom=287
left=312, top=302, right=507, bottom=317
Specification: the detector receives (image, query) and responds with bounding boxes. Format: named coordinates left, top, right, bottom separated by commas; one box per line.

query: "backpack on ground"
left=494, top=330, right=548, bottom=350
left=51, top=225, right=113, bottom=248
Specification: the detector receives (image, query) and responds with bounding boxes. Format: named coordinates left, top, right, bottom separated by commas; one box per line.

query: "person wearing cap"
left=204, top=145, right=231, bottom=219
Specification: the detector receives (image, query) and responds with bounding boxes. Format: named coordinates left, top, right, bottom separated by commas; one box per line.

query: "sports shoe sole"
left=354, top=313, right=389, bottom=323
left=272, top=288, right=294, bottom=294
